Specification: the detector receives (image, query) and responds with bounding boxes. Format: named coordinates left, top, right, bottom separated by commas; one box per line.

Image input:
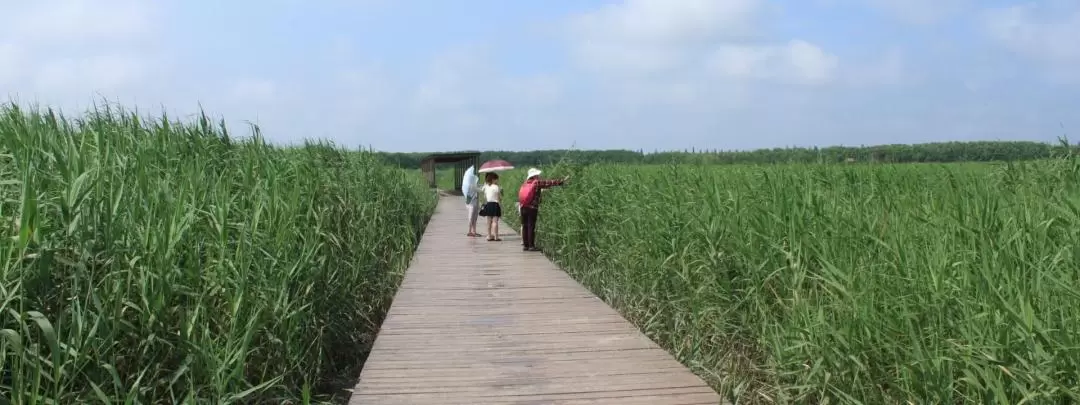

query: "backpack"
left=518, top=179, right=539, bottom=207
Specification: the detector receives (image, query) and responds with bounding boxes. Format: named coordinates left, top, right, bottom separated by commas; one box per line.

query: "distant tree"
left=375, top=141, right=1074, bottom=168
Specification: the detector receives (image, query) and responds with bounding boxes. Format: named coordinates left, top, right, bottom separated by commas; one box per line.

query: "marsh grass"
left=498, top=153, right=1080, bottom=404
left=0, top=103, right=435, bottom=404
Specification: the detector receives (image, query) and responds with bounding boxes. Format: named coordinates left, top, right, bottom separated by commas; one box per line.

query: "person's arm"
left=536, top=178, right=566, bottom=189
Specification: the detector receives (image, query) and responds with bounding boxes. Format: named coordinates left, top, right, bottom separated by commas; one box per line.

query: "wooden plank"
left=349, top=196, right=722, bottom=405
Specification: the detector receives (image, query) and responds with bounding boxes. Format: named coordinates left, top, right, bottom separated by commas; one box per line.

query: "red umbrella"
left=477, top=159, right=514, bottom=173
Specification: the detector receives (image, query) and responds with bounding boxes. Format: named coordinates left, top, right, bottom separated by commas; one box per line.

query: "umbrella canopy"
left=461, top=165, right=478, bottom=196
left=477, top=159, right=514, bottom=173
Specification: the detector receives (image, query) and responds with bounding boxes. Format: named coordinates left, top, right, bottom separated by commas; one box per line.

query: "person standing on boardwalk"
left=518, top=168, right=567, bottom=252
left=464, top=176, right=482, bottom=237
left=478, top=172, right=503, bottom=241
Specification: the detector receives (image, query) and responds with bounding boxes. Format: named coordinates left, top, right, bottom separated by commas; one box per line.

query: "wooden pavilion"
left=419, top=151, right=481, bottom=194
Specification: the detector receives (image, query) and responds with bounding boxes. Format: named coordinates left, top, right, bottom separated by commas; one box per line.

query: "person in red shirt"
left=518, top=167, right=568, bottom=252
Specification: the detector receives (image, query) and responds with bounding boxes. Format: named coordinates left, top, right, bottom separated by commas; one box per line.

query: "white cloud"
left=845, top=48, right=912, bottom=87
left=0, top=0, right=160, bottom=109
left=566, top=0, right=762, bottom=44
left=861, top=0, right=971, bottom=24
left=410, top=46, right=488, bottom=113
left=33, top=54, right=147, bottom=92
left=565, top=0, right=769, bottom=77
left=570, top=41, right=689, bottom=76
left=3, top=0, right=154, bottom=42
left=0, top=43, right=24, bottom=84
left=410, top=46, right=563, bottom=113
left=563, top=0, right=842, bottom=109
left=706, top=40, right=839, bottom=85
left=401, top=46, right=568, bottom=144
left=332, top=67, right=400, bottom=123
left=228, top=78, right=278, bottom=103
left=981, top=4, right=1080, bottom=67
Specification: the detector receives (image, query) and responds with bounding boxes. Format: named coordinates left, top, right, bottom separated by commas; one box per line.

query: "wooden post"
left=421, top=159, right=436, bottom=188
left=453, top=161, right=463, bottom=194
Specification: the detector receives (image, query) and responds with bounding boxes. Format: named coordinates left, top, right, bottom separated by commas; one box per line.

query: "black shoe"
left=526, top=247, right=542, bottom=252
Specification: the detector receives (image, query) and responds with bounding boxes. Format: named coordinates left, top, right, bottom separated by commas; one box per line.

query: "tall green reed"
left=503, top=158, right=1080, bottom=404
left=0, top=103, right=435, bottom=404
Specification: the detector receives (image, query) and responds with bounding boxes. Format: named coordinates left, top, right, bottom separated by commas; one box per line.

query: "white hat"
left=526, top=168, right=542, bottom=179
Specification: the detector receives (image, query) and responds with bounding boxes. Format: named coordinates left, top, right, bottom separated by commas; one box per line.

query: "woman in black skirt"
left=478, top=172, right=503, bottom=241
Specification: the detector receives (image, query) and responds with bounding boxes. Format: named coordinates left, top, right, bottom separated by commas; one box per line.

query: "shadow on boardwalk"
left=349, top=196, right=721, bottom=405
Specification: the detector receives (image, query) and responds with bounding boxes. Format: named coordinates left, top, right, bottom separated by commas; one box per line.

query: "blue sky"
left=1, top=0, right=1078, bottom=152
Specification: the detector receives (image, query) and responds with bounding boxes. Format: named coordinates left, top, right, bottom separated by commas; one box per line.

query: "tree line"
left=377, top=140, right=1077, bottom=168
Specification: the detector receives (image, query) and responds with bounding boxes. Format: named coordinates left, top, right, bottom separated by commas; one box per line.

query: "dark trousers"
left=520, top=206, right=539, bottom=248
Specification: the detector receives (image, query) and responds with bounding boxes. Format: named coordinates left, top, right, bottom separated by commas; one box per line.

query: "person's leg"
left=470, top=204, right=480, bottom=235
left=527, top=209, right=540, bottom=250
left=466, top=203, right=477, bottom=235
left=531, top=209, right=540, bottom=249
left=522, top=207, right=538, bottom=249
left=517, top=203, right=523, bottom=237
left=519, top=208, right=527, bottom=246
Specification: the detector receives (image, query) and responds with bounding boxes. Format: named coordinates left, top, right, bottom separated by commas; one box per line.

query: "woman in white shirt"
left=478, top=172, right=503, bottom=241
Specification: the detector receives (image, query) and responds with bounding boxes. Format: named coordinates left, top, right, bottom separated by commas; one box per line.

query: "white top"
left=483, top=184, right=501, bottom=203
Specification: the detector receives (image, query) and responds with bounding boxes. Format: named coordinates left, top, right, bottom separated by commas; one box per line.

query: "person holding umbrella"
left=462, top=165, right=482, bottom=237
left=476, top=159, right=514, bottom=241
left=518, top=167, right=568, bottom=252
left=478, top=172, right=503, bottom=241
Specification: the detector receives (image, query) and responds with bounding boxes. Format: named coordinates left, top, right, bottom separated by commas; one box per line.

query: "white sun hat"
left=526, top=168, right=542, bottom=179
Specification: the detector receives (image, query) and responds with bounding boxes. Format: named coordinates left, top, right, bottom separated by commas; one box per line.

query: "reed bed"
left=497, top=154, right=1080, bottom=404
left=0, top=104, right=435, bottom=404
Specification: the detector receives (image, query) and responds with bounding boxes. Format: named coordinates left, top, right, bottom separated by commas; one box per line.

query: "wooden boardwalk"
left=349, top=196, right=721, bottom=405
